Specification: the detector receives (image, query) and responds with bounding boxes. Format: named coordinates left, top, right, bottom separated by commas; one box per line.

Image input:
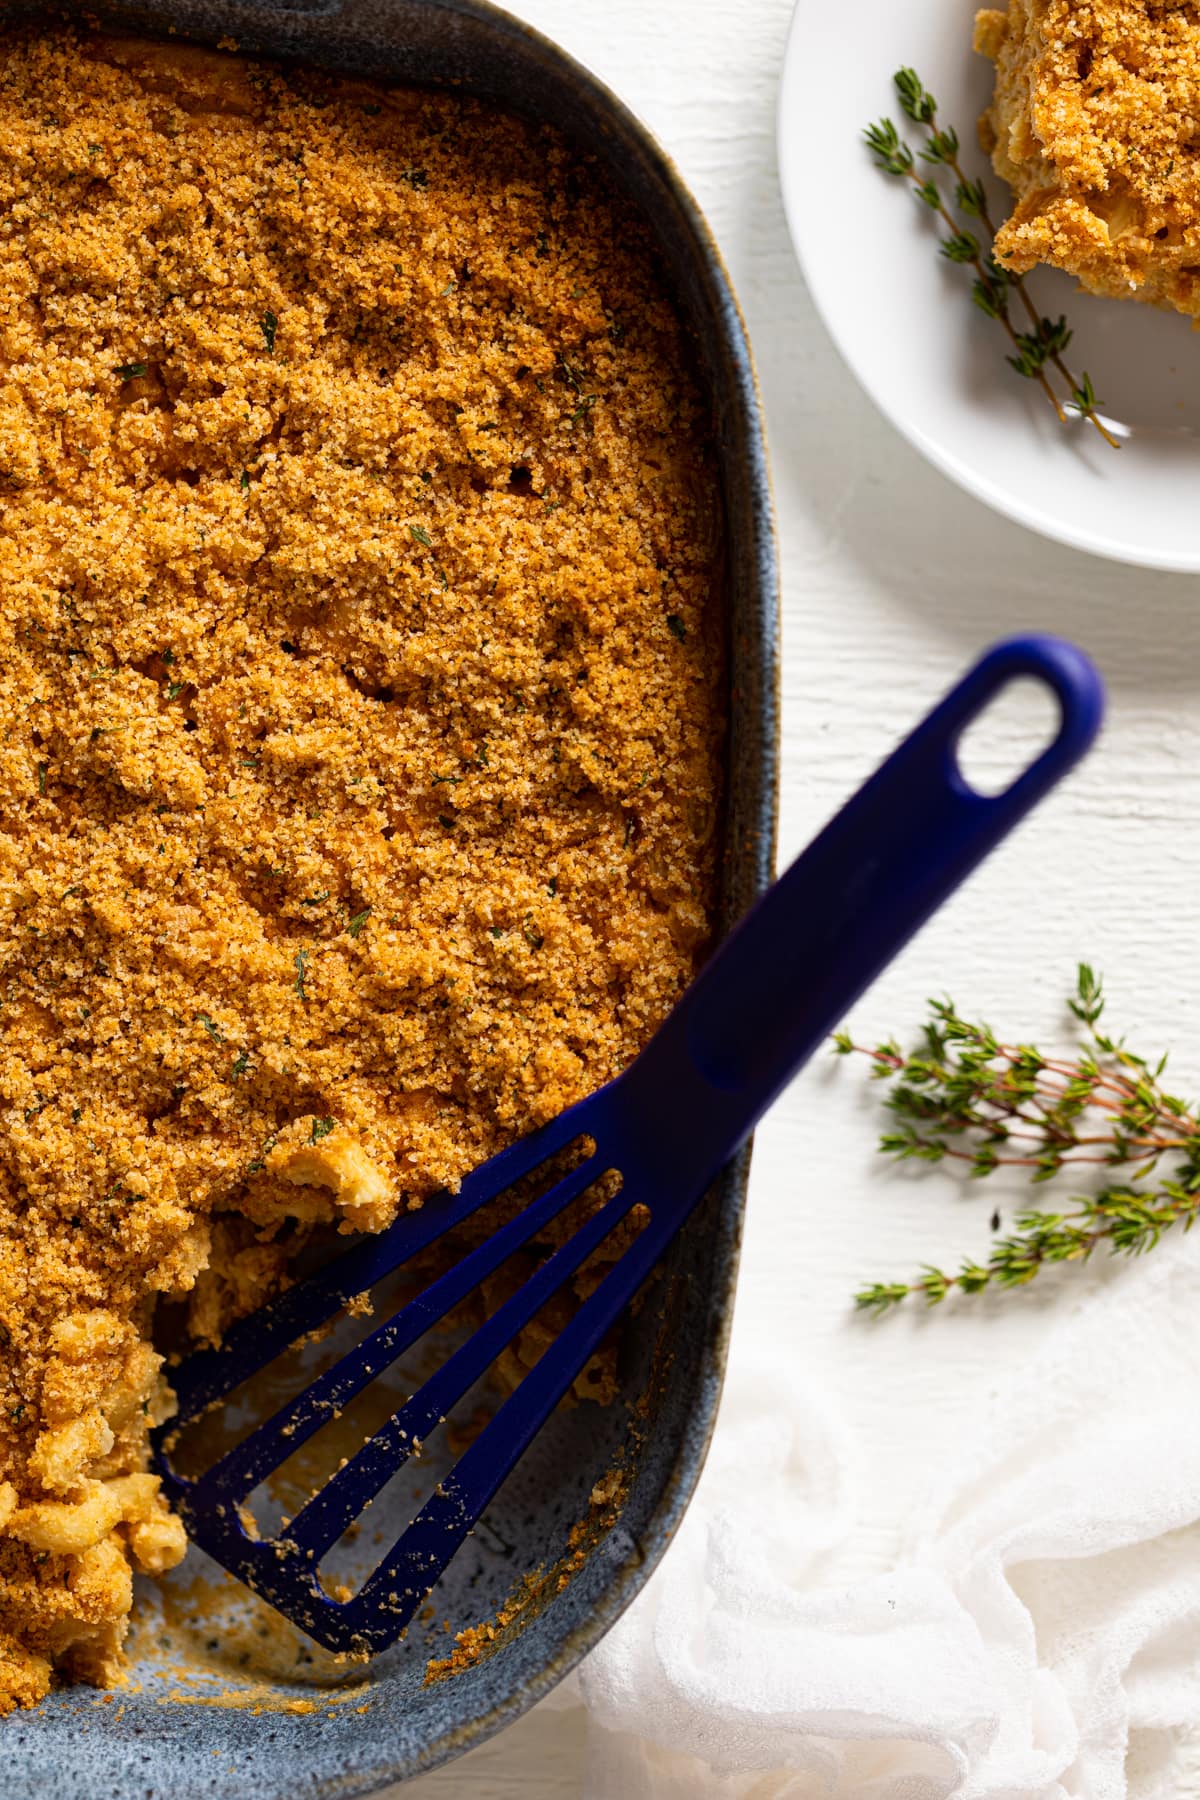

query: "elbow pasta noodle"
left=0, top=20, right=722, bottom=1712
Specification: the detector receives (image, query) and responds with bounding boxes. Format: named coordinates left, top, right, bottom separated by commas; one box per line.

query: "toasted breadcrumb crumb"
left=0, top=26, right=723, bottom=1710
left=978, top=0, right=1200, bottom=317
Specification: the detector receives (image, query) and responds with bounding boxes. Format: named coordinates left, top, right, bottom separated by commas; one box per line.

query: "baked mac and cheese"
left=0, top=27, right=723, bottom=1710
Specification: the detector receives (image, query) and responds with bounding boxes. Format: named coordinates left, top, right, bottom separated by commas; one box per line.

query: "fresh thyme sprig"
left=865, top=69, right=1119, bottom=449
left=838, top=965, right=1200, bottom=1311
left=862, top=117, right=1063, bottom=424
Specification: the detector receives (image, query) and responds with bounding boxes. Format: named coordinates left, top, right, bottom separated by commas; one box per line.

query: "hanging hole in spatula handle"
left=935, top=635, right=1104, bottom=812
left=636, top=635, right=1104, bottom=1154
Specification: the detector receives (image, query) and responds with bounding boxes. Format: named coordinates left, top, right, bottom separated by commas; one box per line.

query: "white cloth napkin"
left=571, top=1232, right=1200, bottom=1799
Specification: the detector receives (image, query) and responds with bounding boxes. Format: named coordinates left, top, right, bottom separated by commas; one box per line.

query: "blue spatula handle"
left=154, top=634, right=1103, bottom=1654
left=342, top=637, right=1103, bottom=1631
left=626, top=634, right=1104, bottom=1182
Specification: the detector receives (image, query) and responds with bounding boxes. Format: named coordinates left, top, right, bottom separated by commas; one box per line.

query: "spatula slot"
left=165, top=1160, right=644, bottom=1633
left=302, top=1175, right=648, bottom=1601
left=160, top=1134, right=630, bottom=1592
left=160, top=1133, right=599, bottom=1487
left=273, top=1166, right=629, bottom=1554
left=161, top=1113, right=598, bottom=1425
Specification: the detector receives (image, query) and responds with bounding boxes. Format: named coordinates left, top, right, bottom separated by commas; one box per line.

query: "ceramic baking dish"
left=0, top=1, right=778, bottom=1790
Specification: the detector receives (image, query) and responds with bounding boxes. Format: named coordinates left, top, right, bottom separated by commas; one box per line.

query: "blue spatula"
left=153, top=634, right=1103, bottom=1654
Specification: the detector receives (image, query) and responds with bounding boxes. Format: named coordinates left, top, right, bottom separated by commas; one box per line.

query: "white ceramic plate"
left=777, top=0, right=1200, bottom=570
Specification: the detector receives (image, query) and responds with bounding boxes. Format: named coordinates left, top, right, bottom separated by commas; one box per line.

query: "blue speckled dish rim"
left=0, top=0, right=780, bottom=1788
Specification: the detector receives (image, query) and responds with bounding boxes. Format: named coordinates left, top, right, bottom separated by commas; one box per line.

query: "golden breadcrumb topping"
left=0, top=27, right=723, bottom=1710
left=977, top=0, right=1200, bottom=316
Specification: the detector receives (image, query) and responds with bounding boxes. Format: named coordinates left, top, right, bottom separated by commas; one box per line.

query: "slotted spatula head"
left=154, top=635, right=1104, bottom=1654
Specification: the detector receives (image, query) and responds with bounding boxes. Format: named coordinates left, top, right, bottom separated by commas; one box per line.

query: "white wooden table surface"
left=397, top=0, right=1200, bottom=1790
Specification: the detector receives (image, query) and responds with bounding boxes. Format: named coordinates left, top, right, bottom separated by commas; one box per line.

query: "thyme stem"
left=839, top=964, right=1200, bottom=1311
left=925, top=114, right=1121, bottom=449
left=902, top=166, right=1067, bottom=425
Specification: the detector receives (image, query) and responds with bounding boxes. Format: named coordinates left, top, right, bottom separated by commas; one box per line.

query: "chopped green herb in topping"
left=548, top=876, right=557, bottom=896
left=294, top=948, right=310, bottom=1002
left=113, top=362, right=147, bottom=381
left=198, top=1013, right=223, bottom=1042
left=300, top=891, right=330, bottom=906
left=261, top=310, right=278, bottom=353
left=239, top=469, right=250, bottom=492
left=409, top=523, right=432, bottom=548
left=402, top=167, right=428, bottom=189
left=524, top=923, right=544, bottom=951
left=346, top=907, right=372, bottom=938
left=166, top=682, right=184, bottom=701
left=161, top=649, right=175, bottom=666
left=36, top=762, right=46, bottom=794
left=490, top=925, right=504, bottom=939
left=667, top=614, right=687, bottom=641
left=71, top=1107, right=81, bottom=1124
left=569, top=395, right=598, bottom=427
left=247, top=1133, right=278, bottom=1176
left=437, top=813, right=455, bottom=829
left=430, top=774, right=460, bottom=787
left=310, top=1116, right=335, bottom=1143
left=230, top=1050, right=250, bottom=1080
